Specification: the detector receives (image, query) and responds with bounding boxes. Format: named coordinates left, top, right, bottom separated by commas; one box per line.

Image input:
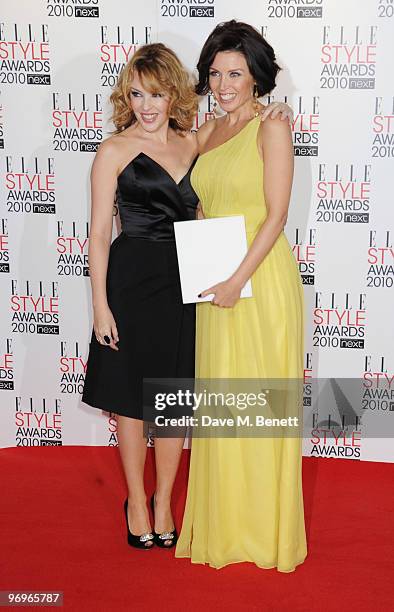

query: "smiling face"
left=129, top=71, right=171, bottom=133
left=208, top=50, right=255, bottom=113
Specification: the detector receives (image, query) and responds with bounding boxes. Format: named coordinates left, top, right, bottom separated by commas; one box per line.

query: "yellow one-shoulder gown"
left=175, top=116, right=307, bottom=572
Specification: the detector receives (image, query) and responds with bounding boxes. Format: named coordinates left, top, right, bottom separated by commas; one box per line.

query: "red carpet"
left=1, top=447, right=393, bottom=611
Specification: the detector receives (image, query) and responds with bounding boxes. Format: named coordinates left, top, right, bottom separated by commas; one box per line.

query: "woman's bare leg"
left=153, top=435, right=185, bottom=545
left=117, top=415, right=153, bottom=546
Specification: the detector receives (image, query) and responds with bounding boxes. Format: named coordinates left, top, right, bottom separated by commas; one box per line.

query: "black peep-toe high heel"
left=150, top=494, right=178, bottom=548
left=124, top=498, right=154, bottom=549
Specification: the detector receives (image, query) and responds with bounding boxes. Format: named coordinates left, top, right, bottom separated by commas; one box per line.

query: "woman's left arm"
left=200, top=118, right=293, bottom=307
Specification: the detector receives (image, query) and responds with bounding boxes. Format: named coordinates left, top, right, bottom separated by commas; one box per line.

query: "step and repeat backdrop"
left=0, top=0, right=393, bottom=461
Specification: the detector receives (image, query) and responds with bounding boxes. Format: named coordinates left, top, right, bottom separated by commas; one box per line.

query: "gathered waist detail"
left=112, top=231, right=176, bottom=245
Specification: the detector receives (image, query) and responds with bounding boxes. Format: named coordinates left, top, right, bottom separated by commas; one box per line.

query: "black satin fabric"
left=82, top=153, right=199, bottom=420
left=116, top=152, right=198, bottom=240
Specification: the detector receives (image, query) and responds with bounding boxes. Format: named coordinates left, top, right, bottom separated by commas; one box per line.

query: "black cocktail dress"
left=82, top=152, right=198, bottom=419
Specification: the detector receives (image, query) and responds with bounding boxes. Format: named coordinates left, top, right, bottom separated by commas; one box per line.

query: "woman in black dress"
left=82, top=43, right=199, bottom=548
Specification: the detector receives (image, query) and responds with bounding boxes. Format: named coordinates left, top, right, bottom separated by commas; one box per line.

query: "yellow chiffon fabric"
left=175, top=116, right=307, bottom=572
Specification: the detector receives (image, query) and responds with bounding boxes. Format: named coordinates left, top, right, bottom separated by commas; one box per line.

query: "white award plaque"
left=174, top=215, right=253, bottom=304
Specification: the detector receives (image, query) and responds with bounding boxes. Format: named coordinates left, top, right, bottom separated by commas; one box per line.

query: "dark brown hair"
left=196, top=20, right=281, bottom=97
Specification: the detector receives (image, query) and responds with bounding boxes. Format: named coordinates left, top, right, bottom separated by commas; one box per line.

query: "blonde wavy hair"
left=110, top=43, right=198, bottom=134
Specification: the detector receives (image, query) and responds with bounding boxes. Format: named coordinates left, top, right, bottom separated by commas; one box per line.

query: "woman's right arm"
left=88, top=140, right=119, bottom=351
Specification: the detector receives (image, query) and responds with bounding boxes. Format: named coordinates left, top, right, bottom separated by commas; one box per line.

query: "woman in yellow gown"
left=175, top=21, right=307, bottom=572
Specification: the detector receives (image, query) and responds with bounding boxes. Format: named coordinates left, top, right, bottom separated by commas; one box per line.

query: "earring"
left=253, top=84, right=259, bottom=118
left=212, top=98, right=218, bottom=117
left=209, top=90, right=219, bottom=118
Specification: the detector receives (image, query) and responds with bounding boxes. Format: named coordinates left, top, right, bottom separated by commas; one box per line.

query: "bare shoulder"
left=259, top=114, right=291, bottom=138
left=183, top=129, right=198, bottom=147
left=94, top=133, right=123, bottom=162
left=183, top=129, right=197, bottom=141
left=255, top=114, right=293, bottom=171
left=196, top=117, right=217, bottom=150
left=93, top=130, right=139, bottom=174
left=258, top=115, right=292, bottom=154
